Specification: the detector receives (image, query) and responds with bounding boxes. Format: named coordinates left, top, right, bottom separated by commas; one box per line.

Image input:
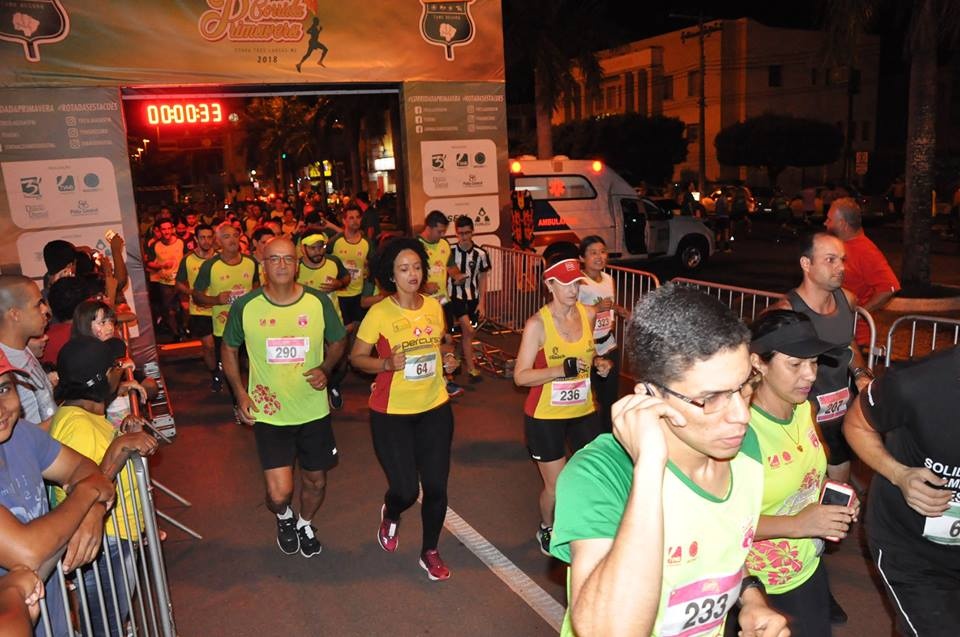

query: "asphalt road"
left=153, top=346, right=897, bottom=636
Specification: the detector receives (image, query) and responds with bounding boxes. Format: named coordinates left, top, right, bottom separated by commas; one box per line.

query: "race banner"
left=0, top=0, right=504, bottom=86
left=0, top=87, right=157, bottom=365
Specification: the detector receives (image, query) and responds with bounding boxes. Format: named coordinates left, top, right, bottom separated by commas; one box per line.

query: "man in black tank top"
left=771, top=233, right=873, bottom=484
left=770, top=232, right=874, bottom=626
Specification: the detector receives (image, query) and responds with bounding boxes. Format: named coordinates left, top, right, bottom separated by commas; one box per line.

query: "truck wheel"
left=677, top=237, right=708, bottom=271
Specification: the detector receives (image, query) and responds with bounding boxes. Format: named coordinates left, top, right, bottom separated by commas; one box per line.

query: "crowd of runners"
left=0, top=194, right=956, bottom=637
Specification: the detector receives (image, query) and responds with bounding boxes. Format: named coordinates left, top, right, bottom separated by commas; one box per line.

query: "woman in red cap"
left=514, top=253, right=611, bottom=556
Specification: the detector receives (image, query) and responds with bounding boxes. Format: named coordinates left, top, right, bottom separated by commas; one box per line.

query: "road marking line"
left=442, top=504, right=565, bottom=632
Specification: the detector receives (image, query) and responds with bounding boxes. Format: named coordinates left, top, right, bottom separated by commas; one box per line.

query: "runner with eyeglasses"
left=549, top=284, right=788, bottom=637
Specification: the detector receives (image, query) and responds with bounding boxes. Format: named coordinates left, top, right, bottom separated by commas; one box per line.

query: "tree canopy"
left=714, top=113, right=843, bottom=184
left=552, top=114, right=688, bottom=186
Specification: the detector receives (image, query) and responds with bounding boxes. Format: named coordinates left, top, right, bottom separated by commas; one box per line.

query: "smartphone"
left=104, top=229, right=117, bottom=242
left=820, top=480, right=855, bottom=507
left=821, top=480, right=855, bottom=542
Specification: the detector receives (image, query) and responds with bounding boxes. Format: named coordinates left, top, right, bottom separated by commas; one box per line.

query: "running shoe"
left=377, top=505, right=399, bottom=553
left=297, top=524, right=323, bottom=558
left=419, top=549, right=451, bottom=581
left=467, top=368, right=483, bottom=383
left=210, top=374, right=223, bottom=393
left=536, top=525, right=552, bottom=557
left=329, top=387, right=343, bottom=410
left=446, top=381, right=465, bottom=397
left=276, top=516, right=299, bottom=555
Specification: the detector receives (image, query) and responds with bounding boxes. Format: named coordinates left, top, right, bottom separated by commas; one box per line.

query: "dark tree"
left=552, top=114, right=688, bottom=186
left=714, top=113, right=843, bottom=184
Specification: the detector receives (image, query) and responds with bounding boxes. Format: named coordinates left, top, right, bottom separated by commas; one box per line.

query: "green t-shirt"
left=746, top=403, right=827, bottom=594
left=551, top=431, right=764, bottom=637
left=176, top=251, right=214, bottom=317
left=223, top=287, right=346, bottom=425
left=194, top=254, right=260, bottom=337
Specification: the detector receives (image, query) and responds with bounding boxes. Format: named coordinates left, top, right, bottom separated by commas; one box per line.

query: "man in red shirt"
left=825, top=198, right=900, bottom=348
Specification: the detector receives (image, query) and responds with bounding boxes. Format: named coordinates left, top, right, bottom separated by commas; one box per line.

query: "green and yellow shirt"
left=223, top=287, right=346, bottom=426
left=176, top=251, right=214, bottom=317
left=297, top=255, right=347, bottom=322
left=194, top=254, right=259, bottom=337
left=328, top=233, right=372, bottom=298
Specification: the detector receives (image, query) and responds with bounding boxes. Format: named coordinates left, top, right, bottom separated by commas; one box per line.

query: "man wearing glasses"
left=550, top=284, right=789, bottom=637
left=222, top=237, right=346, bottom=559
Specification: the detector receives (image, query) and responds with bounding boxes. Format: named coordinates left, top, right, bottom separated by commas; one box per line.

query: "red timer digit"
left=145, top=101, right=224, bottom=126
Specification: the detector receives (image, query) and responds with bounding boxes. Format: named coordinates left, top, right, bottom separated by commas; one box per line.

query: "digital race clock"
left=144, top=101, right=224, bottom=126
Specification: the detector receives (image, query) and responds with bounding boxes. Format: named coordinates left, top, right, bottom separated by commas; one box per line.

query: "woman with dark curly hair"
left=348, top=237, right=459, bottom=581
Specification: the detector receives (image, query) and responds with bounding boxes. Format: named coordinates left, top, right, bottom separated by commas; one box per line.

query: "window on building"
left=663, top=74, right=674, bottom=100
left=514, top=175, right=597, bottom=201
left=686, top=123, right=700, bottom=143
left=625, top=72, right=635, bottom=113
left=605, top=85, right=619, bottom=111
left=768, top=65, right=783, bottom=87
left=687, top=70, right=700, bottom=97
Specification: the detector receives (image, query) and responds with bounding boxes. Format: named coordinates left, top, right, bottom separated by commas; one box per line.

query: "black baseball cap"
left=750, top=319, right=837, bottom=360
left=57, top=336, right=127, bottom=390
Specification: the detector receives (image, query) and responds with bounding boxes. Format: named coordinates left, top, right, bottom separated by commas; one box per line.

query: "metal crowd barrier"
left=671, top=277, right=879, bottom=370
left=884, top=314, right=960, bottom=367
left=671, top=277, right=785, bottom=322
left=474, top=245, right=660, bottom=376
left=37, top=455, right=177, bottom=637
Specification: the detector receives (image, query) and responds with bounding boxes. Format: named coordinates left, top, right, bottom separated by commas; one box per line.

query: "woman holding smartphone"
left=742, top=310, right=859, bottom=636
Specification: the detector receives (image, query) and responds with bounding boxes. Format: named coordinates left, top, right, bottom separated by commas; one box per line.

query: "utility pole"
left=676, top=12, right=721, bottom=197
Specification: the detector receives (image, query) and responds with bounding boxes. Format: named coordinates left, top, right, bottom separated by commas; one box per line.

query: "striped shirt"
left=448, top=242, right=491, bottom=301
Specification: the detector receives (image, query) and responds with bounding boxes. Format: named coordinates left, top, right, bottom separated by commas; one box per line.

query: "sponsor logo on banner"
left=56, top=175, right=75, bottom=192
left=19, top=176, right=41, bottom=198
left=474, top=152, right=486, bottom=165
left=431, top=154, right=446, bottom=171
left=82, top=173, right=100, bottom=189
left=70, top=200, right=99, bottom=216
left=419, top=0, right=475, bottom=61
left=0, top=0, right=70, bottom=62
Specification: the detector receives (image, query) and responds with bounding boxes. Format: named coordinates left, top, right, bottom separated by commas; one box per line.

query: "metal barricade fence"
left=884, top=314, right=960, bottom=367
left=476, top=245, right=660, bottom=376
left=671, top=277, right=786, bottom=322
left=37, top=455, right=177, bottom=637
left=671, top=277, right=879, bottom=370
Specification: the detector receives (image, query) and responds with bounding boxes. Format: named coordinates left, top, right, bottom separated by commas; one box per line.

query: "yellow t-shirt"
left=193, top=254, right=260, bottom=337
left=297, top=255, right=347, bottom=322
left=176, top=251, right=214, bottom=317
left=49, top=406, right=143, bottom=540
left=356, top=295, right=448, bottom=415
left=419, top=236, right=452, bottom=299
left=328, top=233, right=372, bottom=298
left=524, top=303, right=596, bottom=419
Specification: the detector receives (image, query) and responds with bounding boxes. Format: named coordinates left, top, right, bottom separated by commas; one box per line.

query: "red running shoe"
left=378, top=505, right=399, bottom=553
left=419, top=549, right=451, bottom=581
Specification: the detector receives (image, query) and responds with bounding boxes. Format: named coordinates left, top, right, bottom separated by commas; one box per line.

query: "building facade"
left=556, top=18, right=880, bottom=193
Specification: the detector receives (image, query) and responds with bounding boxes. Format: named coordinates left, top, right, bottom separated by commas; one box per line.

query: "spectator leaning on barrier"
left=843, top=346, right=960, bottom=637
left=50, top=336, right=159, bottom=637
left=549, top=284, right=788, bottom=637
left=0, top=348, right=117, bottom=637
left=824, top=197, right=900, bottom=349
left=0, top=275, right=56, bottom=431
left=0, top=566, right=43, bottom=637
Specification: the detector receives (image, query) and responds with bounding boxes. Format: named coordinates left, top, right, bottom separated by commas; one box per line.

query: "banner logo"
left=199, top=0, right=309, bottom=43
left=0, top=0, right=70, bottom=62
left=419, top=0, right=475, bottom=61
left=19, top=176, right=41, bottom=198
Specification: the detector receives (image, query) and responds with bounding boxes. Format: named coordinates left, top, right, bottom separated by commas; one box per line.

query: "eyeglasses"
left=265, top=255, right=297, bottom=265
left=649, top=370, right=761, bottom=415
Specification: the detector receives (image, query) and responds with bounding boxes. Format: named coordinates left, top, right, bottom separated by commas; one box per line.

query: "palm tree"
left=503, top=0, right=608, bottom=158
left=823, top=0, right=960, bottom=288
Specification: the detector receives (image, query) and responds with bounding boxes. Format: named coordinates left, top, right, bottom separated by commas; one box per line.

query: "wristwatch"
left=853, top=367, right=875, bottom=381
left=738, top=575, right=765, bottom=606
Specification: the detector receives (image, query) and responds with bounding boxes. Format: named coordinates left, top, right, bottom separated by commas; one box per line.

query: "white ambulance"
left=509, top=156, right=714, bottom=271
